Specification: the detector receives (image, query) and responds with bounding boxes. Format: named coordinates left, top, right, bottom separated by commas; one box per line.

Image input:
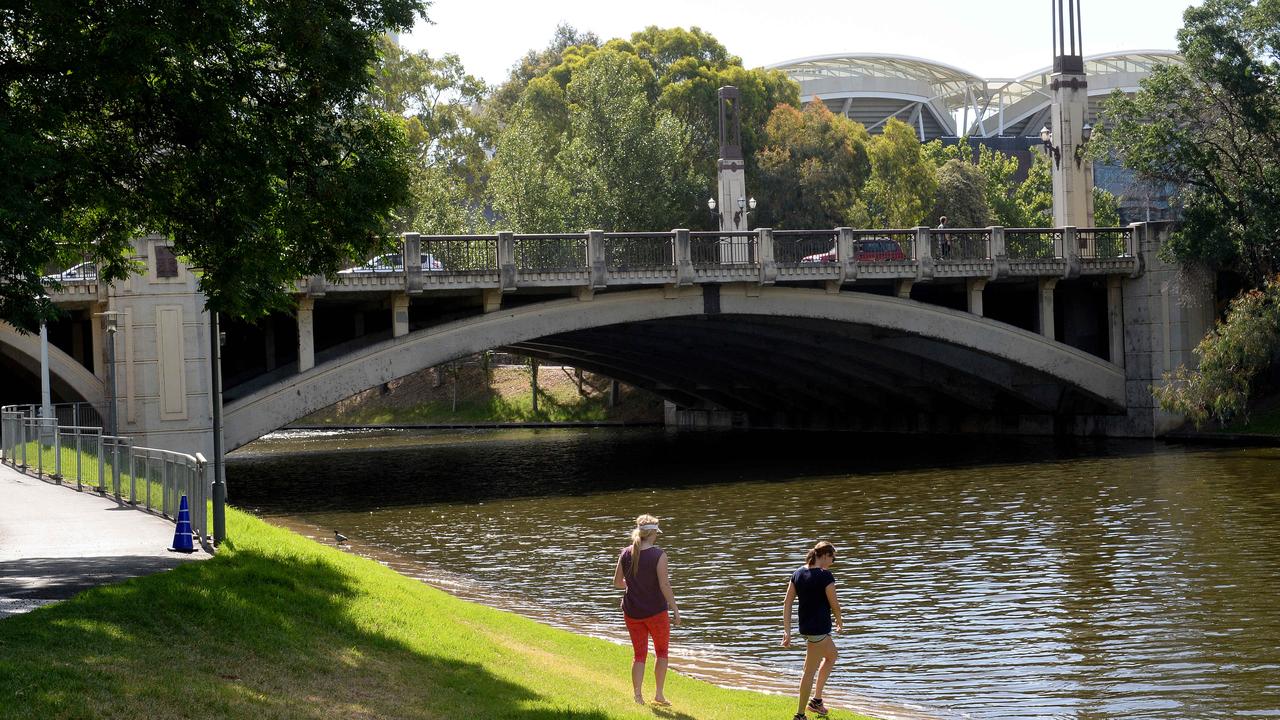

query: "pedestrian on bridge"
left=613, top=513, right=681, bottom=707
left=782, top=540, right=843, bottom=719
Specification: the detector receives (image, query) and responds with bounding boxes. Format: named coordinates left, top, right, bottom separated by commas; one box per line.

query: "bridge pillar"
left=1107, top=275, right=1125, bottom=368
left=587, top=230, right=607, bottom=289
left=90, top=301, right=107, bottom=380
left=1037, top=277, right=1058, bottom=340
left=966, top=278, right=987, bottom=316
left=757, top=228, right=777, bottom=286
left=297, top=296, right=315, bottom=372
left=497, top=231, right=516, bottom=291
left=391, top=293, right=410, bottom=338
left=674, top=229, right=695, bottom=286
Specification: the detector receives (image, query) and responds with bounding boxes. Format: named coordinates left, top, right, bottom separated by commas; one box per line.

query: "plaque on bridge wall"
left=155, top=245, right=179, bottom=278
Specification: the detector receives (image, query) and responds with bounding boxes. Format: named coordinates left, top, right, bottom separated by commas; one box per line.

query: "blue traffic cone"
left=169, top=495, right=196, bottom=553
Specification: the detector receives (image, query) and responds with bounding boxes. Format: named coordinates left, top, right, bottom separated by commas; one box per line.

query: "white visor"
left=639, top=523, right=662, bottom=533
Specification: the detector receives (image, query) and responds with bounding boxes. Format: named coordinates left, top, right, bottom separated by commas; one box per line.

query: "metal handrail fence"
left=513, top=233, right=588, bottom=272
left=1006, top=229, right=1064, bottom=260
left=601, top=232, right=675, bottom=271
left=420, top=235, right=500, bottom=272
left=933, top=228, right=991, bottom=261
left=690, top=230, right=757, bottom=266
left=1077, top=227, right=1132, bottom=259
left=850, top=229, right=917, bottom=261
left=1, top=406, right=210, bottom=539
left=773, top=230, right=837, bottom=265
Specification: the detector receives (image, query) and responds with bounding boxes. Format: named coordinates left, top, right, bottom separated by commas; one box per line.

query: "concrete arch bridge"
left=26, top=223, right=1212, bottom=458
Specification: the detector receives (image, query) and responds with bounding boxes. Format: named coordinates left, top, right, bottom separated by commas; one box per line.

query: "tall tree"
left=2, top=0, right=426, bottom=327
left=372, top=37, right=489, bottom=234
left=489, top=50, right=697, bottom=232
left=1094, top=0, right=1280, bottom=283
left=485, top=26, right=798, bottom=230
left=931, top=159, right=991, bottom=228
left=754, top=101, right=870, bottom=229
left=858, top=119, right=937, bottom=228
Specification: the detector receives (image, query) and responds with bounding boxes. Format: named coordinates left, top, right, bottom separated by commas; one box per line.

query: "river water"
left=226, top=428, right=1280, bottom=719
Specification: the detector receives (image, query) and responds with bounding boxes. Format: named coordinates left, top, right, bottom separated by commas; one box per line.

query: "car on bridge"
left=41, top=261, right=97, bottom=284
left=338, top=253, right=444, bottom=274
left=800, top=238, right=909, bottom=264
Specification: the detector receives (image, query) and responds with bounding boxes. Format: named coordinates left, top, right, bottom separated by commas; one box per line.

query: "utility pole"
left=209, top=311, right=226, bottom=544
left=39, top=321, right=52, bottom=419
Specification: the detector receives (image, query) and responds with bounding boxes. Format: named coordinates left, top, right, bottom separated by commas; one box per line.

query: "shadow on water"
left=226, top=427, right=1188, bottom=514
left=0, top=546, right=613, bottom=720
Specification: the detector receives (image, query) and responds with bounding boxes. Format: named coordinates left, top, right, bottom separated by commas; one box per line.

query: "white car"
left=42, top=261, right=98, bottom=283
left=338, top=253, right=443, bottom=274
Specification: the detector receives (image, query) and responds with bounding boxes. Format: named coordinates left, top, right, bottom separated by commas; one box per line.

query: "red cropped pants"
left=623, top=611, right=670, bottom=662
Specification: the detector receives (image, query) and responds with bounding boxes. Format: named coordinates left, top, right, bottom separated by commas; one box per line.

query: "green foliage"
left=489, top=50, right=698, bottom=232
left=372, top=38, right=490, bottom=234
left=1092, top=186, right=1121, bottom=228
left=2, top=0, right=427, bottom=325
left=931, top=159, right=991, bottom=228
left=1154, top=276, right=1280, bottom=427
left=1013, top=153, right=1055, bottom=227
left=858, top=119, right=937, bottom=227
left=485, top=26, right=798, bottom=230
left=755, top=102, right=871, bottom=229
left=1093, top=0, right=1280, bottom=283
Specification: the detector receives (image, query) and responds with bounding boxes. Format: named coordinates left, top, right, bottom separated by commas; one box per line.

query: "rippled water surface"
left=227, top=428, right=1280, bottom=719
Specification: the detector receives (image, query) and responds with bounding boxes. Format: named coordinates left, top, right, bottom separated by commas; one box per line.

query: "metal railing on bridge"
left=1, top=405, right=210, bottom=540
left=281, top=223, right=1143, bottom=296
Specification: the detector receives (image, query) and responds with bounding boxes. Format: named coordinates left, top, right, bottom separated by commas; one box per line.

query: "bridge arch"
left=0, top=322, right=104, bottom=407
left=223, top=286, right=1126, bottom=450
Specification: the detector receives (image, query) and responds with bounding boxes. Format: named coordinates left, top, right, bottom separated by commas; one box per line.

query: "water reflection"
left=228, top=429, right=1280, bottom=719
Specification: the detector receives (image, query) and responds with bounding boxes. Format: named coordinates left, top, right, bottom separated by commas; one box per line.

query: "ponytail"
left=628, top=514, right=660, bottom=575
left=806, top=541, right=835, bottom=566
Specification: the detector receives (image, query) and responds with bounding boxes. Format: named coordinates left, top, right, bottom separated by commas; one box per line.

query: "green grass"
left=13, top=441, right=184, bottom=512
left=334, top=390, right=613, bottom=425
left=0, top=508, right=879, bottom=720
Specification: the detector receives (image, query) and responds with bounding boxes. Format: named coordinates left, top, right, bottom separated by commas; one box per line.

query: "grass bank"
left=0, top=507, right=878, bottom=720
left=300, top=361, right=663, bottom=426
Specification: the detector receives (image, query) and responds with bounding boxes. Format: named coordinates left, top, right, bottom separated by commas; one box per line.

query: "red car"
left=800, top=238, right=908, bottom=263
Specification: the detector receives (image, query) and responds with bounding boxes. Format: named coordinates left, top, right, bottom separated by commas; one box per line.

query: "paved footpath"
left=0, top=462, right=210, bottom=619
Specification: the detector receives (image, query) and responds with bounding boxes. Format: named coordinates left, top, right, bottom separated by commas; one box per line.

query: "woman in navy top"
left=782, top=541, right=842, bottom=719
left=612, top=514, right=681, bottom=706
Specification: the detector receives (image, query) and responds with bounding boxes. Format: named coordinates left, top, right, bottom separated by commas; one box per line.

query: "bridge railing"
left=1006, top=229, right=1064, bottom=260
left=602, top=232, right=676, bottom=272
left=773, top=230, right=837, bottom=265
left=1, top=406, right=210, bottom=540
left=514, top=233, right=588, bottom=272
left=690, top=230, right=757, bottom=267
left=1077, top=227, right=1133, bottom=259
left=419, top=235, right=500, bottom=272
left=851, top=229, right=917, bottom=262
left=933, top=228, right=991, bottom=261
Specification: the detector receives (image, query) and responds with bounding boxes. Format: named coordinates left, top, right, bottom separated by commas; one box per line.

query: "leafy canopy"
left=1094, top=0, right=1280, bottom=283
left=2, top=0, right=426, bottom=327
left=754, top=101, right=870, bottom=229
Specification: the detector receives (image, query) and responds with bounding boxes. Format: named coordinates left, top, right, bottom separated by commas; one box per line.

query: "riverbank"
left=299, top=360, right=664, bottom=426
left=0, top=505, right=879, bottom=720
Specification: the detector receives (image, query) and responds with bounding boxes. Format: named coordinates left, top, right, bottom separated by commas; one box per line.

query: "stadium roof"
left=767, top=50, right=1183, bottom=140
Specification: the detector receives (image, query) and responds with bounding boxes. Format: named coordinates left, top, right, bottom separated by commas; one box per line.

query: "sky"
left=402, top=0, right=1198, bottom=86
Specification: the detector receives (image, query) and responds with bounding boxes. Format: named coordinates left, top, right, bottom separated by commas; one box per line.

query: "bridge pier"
left=392, top=293, right=410, bottom=338
left=966, top=278, right=987, bottom=316
left=297, top=296, right=315, bottom=372
left=1037, top=278, right=1058, bottom=340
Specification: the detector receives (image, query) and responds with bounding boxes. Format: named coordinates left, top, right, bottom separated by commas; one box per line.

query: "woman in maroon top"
left=613, top=513, right=681, bottom=706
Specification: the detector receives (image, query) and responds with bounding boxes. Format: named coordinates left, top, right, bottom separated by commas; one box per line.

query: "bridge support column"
left=966, top=278, right=987, bottom=316
left=1107, top=275, right=1125, bottom=368
left=482, top=288, right=502, bottom=313
left=1037, top=277, right=1058, bottom=340
left=391, top=293, right=410, bottom=338
left=297, top=296, right=315, bottom=372
left=90, top=301, right=107, bottom=380
left=895, top=280, right=914, bottom=299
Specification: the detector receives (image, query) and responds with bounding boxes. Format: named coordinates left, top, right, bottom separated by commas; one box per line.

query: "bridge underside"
left=507, top=314, right=1117, bottom=431
left=223, top=287, right=1128, bottom=448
